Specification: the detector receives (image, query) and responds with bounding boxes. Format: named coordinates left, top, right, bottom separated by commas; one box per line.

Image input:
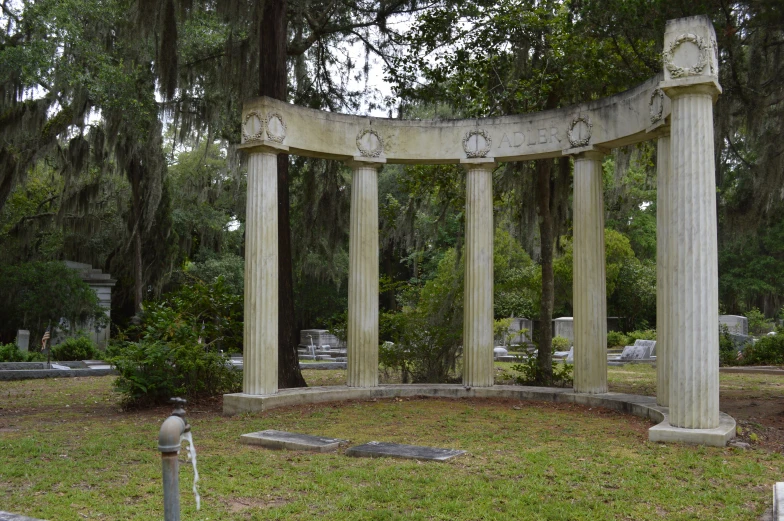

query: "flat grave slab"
left=345, top=441, right=465, bottom=461
left=0, top=512, right=45, bottom=521
left=240, top=430, right=346, bottom=452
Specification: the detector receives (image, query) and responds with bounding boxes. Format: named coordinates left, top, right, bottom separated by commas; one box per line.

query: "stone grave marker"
left=346, top=441, right=465, bottom=461
left=240, top=430, right=347, bottom=452
left=16, top=331, right=29, bottom=352
left=719, top=315, right=748, bottom=335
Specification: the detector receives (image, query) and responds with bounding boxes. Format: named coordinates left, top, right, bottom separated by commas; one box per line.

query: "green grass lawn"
left=0, top=369, right=782, bottom=520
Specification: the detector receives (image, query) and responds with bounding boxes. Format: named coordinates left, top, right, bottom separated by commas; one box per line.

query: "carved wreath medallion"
left=356, top=128, right=383, bottom=157
left=462, top=129, right=492, bottom=158
left=649, top=89, right=664, bottom=123
left=567, top=116, right=592, bottom=148
left=242, top=111, right=265, bottom=143
left=663, top=33, right=709, bottom=78
left=265, top=112, right=287, bottom=143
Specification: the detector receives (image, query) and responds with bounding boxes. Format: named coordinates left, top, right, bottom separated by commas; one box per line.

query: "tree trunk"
left=536, top=159, right=554, bottom=384
left=259, top=0, right=306, bottom=388
left=133, top=230, right=143, bottom=313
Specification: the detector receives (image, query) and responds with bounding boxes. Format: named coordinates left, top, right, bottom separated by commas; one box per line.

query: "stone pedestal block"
left=462, top=160, right=495, bottom=387
left=572, top=151, right=608, bottom=394
left=347, top=161, right=381, bottom=388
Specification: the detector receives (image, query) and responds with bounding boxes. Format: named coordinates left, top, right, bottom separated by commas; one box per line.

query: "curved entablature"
left=240, top=74, right=669, bottom=164
left=240, top=15, right=721, bottom=165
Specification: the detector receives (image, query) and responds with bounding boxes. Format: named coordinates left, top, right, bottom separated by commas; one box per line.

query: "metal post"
left=158, top=398, right=189, bottom=521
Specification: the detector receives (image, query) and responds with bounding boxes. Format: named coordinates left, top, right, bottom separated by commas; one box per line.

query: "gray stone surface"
left=0, top=368, right=116, bottom=381
left=552, top=317, right=574, bottom=345
left=774, top=482, right=784, bottom=521
left=493, top=347, right=508, bottom=359
left=16, top=330, right=29, bottom=352
left=0, top=512, right=45, bottom=521
left=719, top=315, right=748, bottom=335
left=240, top=430, right=346, bottom=452
left=346, top=441, right=465, bottom=461
left=620, top=340, right=656, bottom=360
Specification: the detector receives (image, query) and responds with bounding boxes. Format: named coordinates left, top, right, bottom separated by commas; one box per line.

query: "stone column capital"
left=660, top=77, right=722, bottom=102
left=565, top=146, right=609, bottom=162
left=346, top=156, right=386, bottom=169
left=236, top=141, right=290, bottom=155
left=459, top=157, right=496, bottom=172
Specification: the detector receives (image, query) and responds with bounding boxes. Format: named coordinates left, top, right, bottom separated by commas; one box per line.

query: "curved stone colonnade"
left=225, top=16, right=734, bottom=445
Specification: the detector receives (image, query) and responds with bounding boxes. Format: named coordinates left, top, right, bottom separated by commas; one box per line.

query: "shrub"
left=51, top=337, right=98, bottom=361
left=0, top=343, right=25, bottom=362
left=551, top=335, right=570, bottom=351
left=745, top=308, right=774, bottom=336
left=110, top=276, right=244, bottom=407
left=0, top=343, right=45, bottom=362
left=511, top=356, right=573, bottom=387
left=718, top=324, right=739, bottom=366
left=740, top=334, right=784, bottom=366
left=109, top=340, right=241, bottom=407
left=627, top=329, right=656, bottom=342
left=0, top=262, right=107, bottom=345
left=607, top=331, right=630, bottom=348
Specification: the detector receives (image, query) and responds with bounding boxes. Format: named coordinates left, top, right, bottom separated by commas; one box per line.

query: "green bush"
left=109, top=340, right=241, bottom=407
left=627, top=329, right=656, bottom=342
left=718, top=325, right=739, bottom=366
left=109, top=276, right=244, bottom=407
left=511, top=357, right=573, bottom=387
left=0, top=262, right=107, bottom=345
left=51, top=337, right=98, bottom=361
left=744, top=308, right=774, bottom=336
left=607, top=331, right=630, bottom=348
left=0, top=343, right=45, bottom=362
left=740, top=334, right=784, bottom=366
left=551, top=335, right=570, bottom=351
left=0, top=343, right=25, bottom=362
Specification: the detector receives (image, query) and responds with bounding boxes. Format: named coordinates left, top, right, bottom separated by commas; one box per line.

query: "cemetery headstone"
left=719, top=315, right=748, bottom=335
left=16, top=330, right=29, bottom=352
left=552, top=317, right=574, bottom=345
left=240, top=430, right=347, bottom=452
left=346, top=441, right=465, bottom=461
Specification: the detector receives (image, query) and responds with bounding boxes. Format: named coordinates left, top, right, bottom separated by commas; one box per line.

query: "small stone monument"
left=552, top=317, right=574, bottom=345
left=620, top=339, right=657, bottom=360
left=719, top=315, right=748, bottom=335
left=16, top=330, right=30, bottom=352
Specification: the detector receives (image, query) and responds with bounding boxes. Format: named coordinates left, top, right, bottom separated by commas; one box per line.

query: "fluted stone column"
left=662, top=83, right=721, bottom=429
left=655, top=132, right=671, bottom=407
left=572, top=150, right=608, bottom=394
left=462, top=159, right=495, bottom=387
left=347, top=159, right=383, bottom=388
left=243, top=148, right=280, bottom=395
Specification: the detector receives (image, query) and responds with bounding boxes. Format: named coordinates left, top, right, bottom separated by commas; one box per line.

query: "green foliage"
left=380, top=249, right=463, bottom=383
left=51, top=337, right=98, bottom=361
left=607, top=331, right=630, bottom=348
left=611, top=259, right=656, bottom=331
left=744, top=308, right=774, bottom=336
left=0, top=343, right=44, bottom=362
left=132, top=276, right=243, bottom=353
left=551, top=336, right=570, bottom=351
left=494, top=229, right=540, bottom=319
left=0, top=262, right=107, bottom=345
left=109, top=340, right=241, bottom=408
left=511, top=357, right=573, bottom=388
left=739, top=334, right=784, bottom=366
left=626, top=330, right=657, bottom=342
left=718, top=325, right=739, bottom=367
left=109, top=276, right=243, bottom=406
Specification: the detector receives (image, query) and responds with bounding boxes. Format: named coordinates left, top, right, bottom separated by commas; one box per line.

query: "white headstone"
left=719, top=315, right=748, bottom=335
left=16, top=330, right=30, bottom=352
left=552, top=317, right=574, bottom=345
